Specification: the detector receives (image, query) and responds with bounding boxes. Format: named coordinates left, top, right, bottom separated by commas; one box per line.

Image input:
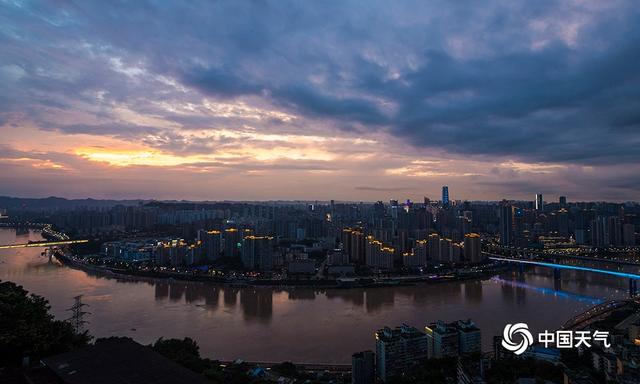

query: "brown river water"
left=0, top=228, right=630, bottom=363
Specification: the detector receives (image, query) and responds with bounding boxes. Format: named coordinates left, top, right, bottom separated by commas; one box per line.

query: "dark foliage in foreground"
left=0, top=280, right=91, bottom=367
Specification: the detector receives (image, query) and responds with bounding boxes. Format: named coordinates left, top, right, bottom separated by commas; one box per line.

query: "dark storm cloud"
left=2, top=1, right=640, bottom=191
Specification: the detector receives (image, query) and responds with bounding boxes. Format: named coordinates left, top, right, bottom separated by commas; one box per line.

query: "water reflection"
left=464, top=280, right=483, bottom=303
left=0, top=229, right=632, bottom=363
left=2, top=250, right=629, bottom=325
left=240, top=289, right=273, bottom=323
left=491, top=276, right=603, bottom=305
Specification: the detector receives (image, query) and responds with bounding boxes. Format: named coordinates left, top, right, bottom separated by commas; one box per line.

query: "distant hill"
left=0, top=196, right=146, bottom=211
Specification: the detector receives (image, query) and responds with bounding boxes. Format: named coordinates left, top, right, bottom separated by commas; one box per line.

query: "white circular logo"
left=501, top=323, right=533, bottom=355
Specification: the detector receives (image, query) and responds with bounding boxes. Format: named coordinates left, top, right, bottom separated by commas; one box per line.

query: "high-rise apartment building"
left=242, top=235, right=274, bottom=270
left=463, top=233, right=482, bottom=263
left=558, top=208, right=569, bottom=238
left=623, top=224, right=636, bottom=246
left=223, top=228, right=242, bottom=258
left=425, top=319, right=481, bottom=359
left=404, top=239, right=428, bottom=267
left=375, top=325, right=429, bottom=382
left=342, top=228, right=366, bottom=264
left=198, top=229, right=222, bottom=262
left=365, top=236, right=394, bottom=270
left=456, top=319, right=482, bottom=355
left=425, top=320, right=459, bottom=358
left=428, top=233, right=440, bottom=262
left=499, top=203, right=513, bottom=246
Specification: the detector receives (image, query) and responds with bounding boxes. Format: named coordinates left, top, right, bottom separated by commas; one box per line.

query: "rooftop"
left=41, top=338, right=209, bottom=384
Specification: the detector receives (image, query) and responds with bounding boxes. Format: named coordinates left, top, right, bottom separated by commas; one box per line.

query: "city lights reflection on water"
left=0, top=229, right=630, bottom=363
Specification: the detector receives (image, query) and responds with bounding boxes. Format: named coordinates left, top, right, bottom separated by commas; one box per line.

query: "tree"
left=152, top=337, right=208, bottom=373
left=0, top=280, right=91, bottom=367
left=151, top=337, right=270, bottom=384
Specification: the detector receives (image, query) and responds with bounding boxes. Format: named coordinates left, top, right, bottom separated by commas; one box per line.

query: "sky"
left=1, top=0, right=639, bottom=202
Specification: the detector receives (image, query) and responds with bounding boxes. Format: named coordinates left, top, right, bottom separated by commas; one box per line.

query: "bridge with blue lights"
left=486, top=252, right=640, bottom=297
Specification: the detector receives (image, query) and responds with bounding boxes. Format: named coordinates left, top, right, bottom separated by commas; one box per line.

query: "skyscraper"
left=223, top=228, right=242, bottom=258
left=558, top=208, right=569, bottom=238
left=499, top=203, right=513, bottom=246
left=575, top=209, right=590, bottom=245
left=535, top=194, right=544, bottom=211
left=559, top=196, right=567, bottom=207
left=623, top=224, right=636, bottom=246
left=199, top=229, right=222, bottom=262
left=242, top=235, right=274, bottom=270
left=591, top=216, right=608, bottom=247
left=463, top=233, right=482, bottom=263
left=442, top=186, right=449, bottom=208
left=428, top=233, right=440, bottom=262
left=342, top=228, right=365, bottom=264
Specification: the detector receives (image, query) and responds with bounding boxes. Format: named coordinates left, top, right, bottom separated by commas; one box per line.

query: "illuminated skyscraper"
left=428, top=233, right=440, bottom=262
left=365, top=235, right=394, bottom=270
left=342, top=227, right=365, bottom=264
left=224, top=228, right=242, bottom=258
left=442, top=186, right=450, bottom=208
left=404, top=239, right=428, bottom=267
left=242, top=235, right=274, bottom=270
left=199, top=229, right=222, bottom=261
left=463, top=233, right=482, bottom=263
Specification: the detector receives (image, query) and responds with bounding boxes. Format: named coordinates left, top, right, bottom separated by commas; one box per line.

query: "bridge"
left=0, top=239, right=89, bottom=250
left=561, top=299, right=638, bottom=331
left=486, top=252, right=640, bottom=297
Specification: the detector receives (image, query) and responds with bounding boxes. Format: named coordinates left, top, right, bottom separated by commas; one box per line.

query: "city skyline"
left=0, top=191, right=636, bottom=205
left=2, top=1, right=640, bottom=201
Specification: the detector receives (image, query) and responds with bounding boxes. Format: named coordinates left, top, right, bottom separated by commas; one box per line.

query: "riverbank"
left=54, top=251, right=506, bottom=289
left=3, top=227, right=625, bottom=364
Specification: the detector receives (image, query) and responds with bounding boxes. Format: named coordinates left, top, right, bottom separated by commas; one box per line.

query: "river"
left=0, top=228, right=630, bottom=364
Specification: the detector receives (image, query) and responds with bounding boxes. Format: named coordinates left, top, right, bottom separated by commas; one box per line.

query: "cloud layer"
left=1, top=0, right=639, bottom=201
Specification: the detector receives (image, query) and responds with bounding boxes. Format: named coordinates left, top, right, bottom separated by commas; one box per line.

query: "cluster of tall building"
left=11, top=189, right=639, bottom=272
left=499, top=194, right=638, bottom=247
left=341, top=228, right=484, bottom=270
left=341, top=227, right=485, bottom=270
left=103, top=227, right=275, bottom=270
left=352, top=319, right=481, bottom=383
left=194, top=228, right=275, bottom=270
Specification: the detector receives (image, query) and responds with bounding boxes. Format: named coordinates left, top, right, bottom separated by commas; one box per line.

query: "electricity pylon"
left=67, top=295, right=90, bottom=334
